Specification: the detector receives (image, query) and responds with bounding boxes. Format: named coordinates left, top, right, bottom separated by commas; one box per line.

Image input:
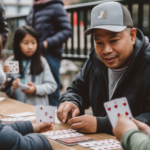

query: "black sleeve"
left=46, top=3, right=72, bottom=49
left=0, top=2, right=8, bottom=47
left=0, top=122, right=52, bottom=150
left=96, top=116, right=113, bottom=135
left=59, top=59, right=91, bottom=115
left=134, top=86, right=150, bottom=126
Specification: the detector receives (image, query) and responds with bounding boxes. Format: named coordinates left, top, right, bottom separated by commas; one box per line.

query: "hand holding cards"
left=18, top=82, right=29, bottom=90
left=4, top=61, right=19, bottom=74
left=104, top=97, right=133, bottom=127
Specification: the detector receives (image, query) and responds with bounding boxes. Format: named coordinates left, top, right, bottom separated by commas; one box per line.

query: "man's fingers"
left=62, top=104, right=72, bottom=123
left=72, top=107, right=80, bottom=118
left=71, top=122, right=83, bottom=130
left=67, top=116, right=82, bottom=125
left=57, top=104, right=66, bottom=122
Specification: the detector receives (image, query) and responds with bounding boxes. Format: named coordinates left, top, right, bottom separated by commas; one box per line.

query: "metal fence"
left=5, top=0, right=150, bottom=61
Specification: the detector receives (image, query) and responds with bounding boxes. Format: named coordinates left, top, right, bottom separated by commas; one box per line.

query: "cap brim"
left=84, top=25, right=127, bottom=35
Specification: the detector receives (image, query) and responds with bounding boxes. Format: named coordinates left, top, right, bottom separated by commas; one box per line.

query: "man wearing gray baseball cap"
left=57, top=1, right=150, bottom=137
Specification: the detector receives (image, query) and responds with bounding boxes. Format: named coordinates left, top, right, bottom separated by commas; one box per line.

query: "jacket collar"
left=89, top=28, right=148, bottom=77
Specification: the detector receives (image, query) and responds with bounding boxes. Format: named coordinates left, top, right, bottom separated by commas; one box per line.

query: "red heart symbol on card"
left=123, top=103, right=127, bottom=106
left=40, top=107, right=43, bottom=110
left=118, top=113, right=120, bottom=117
left=125, top=112, right=129, bottom=116
left=49, top=116, right=53, bottom=119
left=107, top=108, right=111, bottom=111
left=40, top=120, right=42, bottom=122
left=129, top=117, right=132, bottom=120
left=114, top=105, right=118, bottom=108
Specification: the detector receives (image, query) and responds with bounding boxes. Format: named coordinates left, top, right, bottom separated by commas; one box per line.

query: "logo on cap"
left=98, top=11, right=107, bottom=19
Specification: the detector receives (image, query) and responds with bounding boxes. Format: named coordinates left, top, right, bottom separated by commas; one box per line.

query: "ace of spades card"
left=104, top=97, right=133, bottom=128
left=5, top=61, right=19, bottom=74
left=36, top=105, right=55, bottom=123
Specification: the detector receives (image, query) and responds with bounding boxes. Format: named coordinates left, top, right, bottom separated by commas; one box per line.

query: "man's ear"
left=130, top=28, right=137, bottom=45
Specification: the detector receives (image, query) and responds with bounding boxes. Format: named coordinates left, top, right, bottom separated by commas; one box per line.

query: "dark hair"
left=13, top=25, right=43, bottom=76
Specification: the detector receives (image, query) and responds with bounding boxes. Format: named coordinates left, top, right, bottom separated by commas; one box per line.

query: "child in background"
left=3, top=26, right=57, bottom=105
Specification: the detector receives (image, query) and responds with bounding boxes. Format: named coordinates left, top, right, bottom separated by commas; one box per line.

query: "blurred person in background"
left=27, top=0, right=72, bottom=107
left=3, top=26, right=57, bottom=105
left=0, top=2, right=53, bottom=150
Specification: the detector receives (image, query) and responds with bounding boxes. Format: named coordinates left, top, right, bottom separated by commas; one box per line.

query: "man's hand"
left=113, top=114, right=138, bottom=141
left=132, top=118, right=150, bottom=135
left=67, top=115, right=97, bottom=133
left=43, top=41, right=48, bottom=49
left=57, top=102, right=80, bottom=123
left=12, top=78, right=20, bottom=90
left=22, top=82, right=36, bottom=95
left=31, top=119, right=54, bottom=133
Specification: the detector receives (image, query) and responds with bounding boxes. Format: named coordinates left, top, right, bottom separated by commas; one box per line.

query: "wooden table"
left=0, top=98, right=121, bottom=150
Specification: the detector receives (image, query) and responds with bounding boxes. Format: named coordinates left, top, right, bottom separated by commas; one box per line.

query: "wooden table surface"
left=0, top=98, right=121, bottom=150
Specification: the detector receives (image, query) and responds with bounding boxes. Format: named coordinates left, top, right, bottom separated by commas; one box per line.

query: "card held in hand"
left=5, top=61, right=19, bottom=74
left=36, top=105, right=55, bottom=123
left=104, top=97, right=133, bottom=128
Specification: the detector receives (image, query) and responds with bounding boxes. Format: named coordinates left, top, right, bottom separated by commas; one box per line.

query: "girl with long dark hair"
left=3, top=25, right=57, bottom=105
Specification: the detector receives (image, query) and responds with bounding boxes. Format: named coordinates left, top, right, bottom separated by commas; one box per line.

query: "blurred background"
left=1, top=0, right=149, bottom=94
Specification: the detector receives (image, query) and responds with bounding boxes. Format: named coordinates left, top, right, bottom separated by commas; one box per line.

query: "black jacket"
left=59, top=29, right=150, bottom=135
left=0, top=121, right=52, bottom=150
left=0, top=2, right=8, bottom=47
left=27, top=0, right=72, bottom=59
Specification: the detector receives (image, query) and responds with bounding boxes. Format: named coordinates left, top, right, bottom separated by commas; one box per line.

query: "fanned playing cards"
left=36, top=105, right=55, bottom=123
left=104, top=97, right=133, bottom=127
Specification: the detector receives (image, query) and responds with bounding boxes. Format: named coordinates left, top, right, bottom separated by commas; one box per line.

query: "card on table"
left=47, top=132, right=84, bottom=140
left=90, top=143, right=121, bottom=150
left=42, top=129, right=77, bottom=136
left=78, top=139, right=120, bottom=147
left=5, top=61, right=19, bottom=74
left=36, top=105, right=55, bottom=123
left=104, top=97, right=133, bottom=127
left=7, top=112, right=35, bottom=118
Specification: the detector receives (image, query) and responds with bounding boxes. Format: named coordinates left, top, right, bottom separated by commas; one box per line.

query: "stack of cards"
left=78, top=139, right=121, bottom=150
left=56, top=136, right=94, bottom=146
left=0, top=116, right=36, bottom=124
left=7, top=112, right=35, bottom=118
left=5, top=61, right=19, bottom=74
left=36, top=105, right=55, bottom=123
left=42, top=129, right=85, bottom=141
left=104, top=97, right=132, bottom=127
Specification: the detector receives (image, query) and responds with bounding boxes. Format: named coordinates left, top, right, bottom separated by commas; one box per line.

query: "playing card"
left=47, top=132, right=84, bottom=140
left=78, top=139, right=120, bottom=147
left=116, top=97, right=133, bottom=120
left=7, top=112, right=35, bottom=118
left=90, top=143, right=121, bottom=150
left=0, top=97, right=5, bottom=102
left=104, top=100, right=121, bottom=127
left=5, top=61, right=19, bottom=74
left=36, top=105, right=55, bottom=123
left=104, top=97, right=132, bottom=128
left=18, top=82, right=29, bottom=90
left=42, top=129, right=77, bottom=136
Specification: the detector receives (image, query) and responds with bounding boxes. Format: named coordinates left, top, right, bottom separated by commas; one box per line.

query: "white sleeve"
left=0, top=64, right=6, bottom=85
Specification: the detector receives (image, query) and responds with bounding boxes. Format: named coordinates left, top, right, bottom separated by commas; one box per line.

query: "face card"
left=5, top=61, right=19, bottom=74
left=104, top=100, right=121, bottom=127
left=37, top=105, right=55, bottom=123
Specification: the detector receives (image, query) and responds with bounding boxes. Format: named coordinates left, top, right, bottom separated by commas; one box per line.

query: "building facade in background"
left=2, top=0, right=79, bottom=17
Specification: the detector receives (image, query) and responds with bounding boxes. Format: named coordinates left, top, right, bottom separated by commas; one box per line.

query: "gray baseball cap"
left=84, top=2, right=133, bottom=35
